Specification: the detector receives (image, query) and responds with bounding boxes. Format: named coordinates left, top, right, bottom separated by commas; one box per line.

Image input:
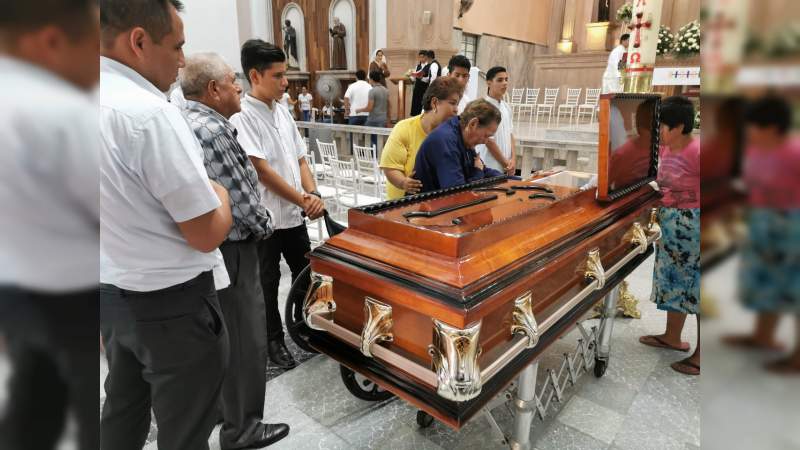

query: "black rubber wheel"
left=594, top=358, right=608, bottom=378
left=340, top=365, right=394, bottom=401
left=284, top=265, right=319, bottom=354
left=416, top=410, right=435, bottom=428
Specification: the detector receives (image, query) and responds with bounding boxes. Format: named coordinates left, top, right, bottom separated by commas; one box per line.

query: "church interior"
left=3, top=0, right=800, bottom=449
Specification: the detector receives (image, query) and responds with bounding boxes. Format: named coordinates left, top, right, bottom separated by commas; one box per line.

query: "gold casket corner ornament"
left=578, top=248, right=606, bottom=290
left=429, top=319, right=483, bottom=402
left=647, top=207, right=662, bottom=241
left=360, top=297, right=394, bottom=358
left=623, top=222, right=648, bottom=254
left=511, top=291, right=539, bottom=349
left=304, top=272, right=336, bottom=330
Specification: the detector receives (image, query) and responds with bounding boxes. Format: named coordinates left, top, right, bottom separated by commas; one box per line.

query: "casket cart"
left=285, top=93, right=663, bottom=448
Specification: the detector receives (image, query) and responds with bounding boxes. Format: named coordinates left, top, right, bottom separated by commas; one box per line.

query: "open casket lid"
left=312, top=173, right=658, bottom=302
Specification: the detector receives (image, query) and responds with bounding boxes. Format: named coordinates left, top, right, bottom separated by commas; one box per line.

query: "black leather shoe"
left=223, top=422, right=290, bottom=449
left=268, top=339, right=297, bottom=369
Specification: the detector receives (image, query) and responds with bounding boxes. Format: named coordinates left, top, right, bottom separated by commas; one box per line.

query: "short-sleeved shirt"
left=367, top=85, right=388, bottom=123
left=379, top=114, right=428, bottom=199
left=0, top=56, right=99, bottom=292
left=99, top=57, right=229, bottom=292
left=476, top=95, right=513, bottom=172
left=744, top=137, right=800, bottom=209
left=414, top=116, right=503, bottom=192
left=298, top=93, right=313, bottom=111
left=345, top=80, right=371, bottom=117
left=231, top=94, right=306, bottom=230
left=657, top=137, right=700, bottom=209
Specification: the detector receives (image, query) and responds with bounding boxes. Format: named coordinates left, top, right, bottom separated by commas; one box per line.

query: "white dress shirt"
left=99, top=57, right=229, bottom=292
left=422, top=62, right=440, bottom=84
left=344, top=80, right=371, bottom=117
left=0, top=56, right=99, bottom=292
left=231, top=94, right=306, bottom=230
left=458, top=90, right=473, bottom=114
left=476, top=95, right=515, bottom=172
left=602, top=45, right=626, bottom=93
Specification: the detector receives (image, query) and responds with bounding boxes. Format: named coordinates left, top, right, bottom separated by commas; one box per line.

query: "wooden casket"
left=302, top=93, right=663, bottom=429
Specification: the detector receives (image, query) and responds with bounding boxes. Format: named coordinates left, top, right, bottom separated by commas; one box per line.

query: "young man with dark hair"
left=447, top=54, right=472, bottom=113
left=231, top=39, right=324, bottom=373
left=0, top=2, right=99, bottom=448
left=603, top=33, right=630, bottom=93
left=180, top=52, right=290, bottom=450
left=358, top=70, right=389, bottom=127
left=344, top=69, right=371, bottom=125
left=476, top=66, right=517, bottom=175
left=99, top=1, right=236, bottom=449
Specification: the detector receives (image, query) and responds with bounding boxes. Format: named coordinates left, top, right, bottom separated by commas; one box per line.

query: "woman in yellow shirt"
left=379, top=77, right=463, bottom=199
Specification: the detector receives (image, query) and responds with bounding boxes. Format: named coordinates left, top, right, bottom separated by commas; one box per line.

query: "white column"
left=261, top=0, right=275, bottom=44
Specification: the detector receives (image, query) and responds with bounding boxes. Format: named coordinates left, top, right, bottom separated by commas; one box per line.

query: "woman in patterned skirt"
left=723, top=96, right=800, bottom=374
left=639, top=96, right=701, bottom=375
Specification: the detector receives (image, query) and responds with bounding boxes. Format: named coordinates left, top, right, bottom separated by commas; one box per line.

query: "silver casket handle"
left=360, top=297, right=394, bottom=357
left=428, top=319, right=483, bottom=402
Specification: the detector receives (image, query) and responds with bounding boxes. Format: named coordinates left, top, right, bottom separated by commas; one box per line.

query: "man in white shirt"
left=231, top=39, right=324, bottom=371
left=603, top=33, right=629, bottom=94
left=446, top=54, right=472, bottom=114
left=0, top=2, right=99, bottom=449
left=344, top=69, right=371, bottom=125
left=298, top=85, right=313, bottom=121
left=422, top=50, right=441, bottom=85
left=477, top=66, right=517, bottom=175
left=99, top=2, right=239, bottom=449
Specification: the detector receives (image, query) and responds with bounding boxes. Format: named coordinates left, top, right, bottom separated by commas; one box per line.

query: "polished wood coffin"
left=304, top=173, right=661, bottom=429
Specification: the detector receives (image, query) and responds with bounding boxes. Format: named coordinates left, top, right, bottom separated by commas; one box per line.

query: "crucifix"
left=628, top=12, right=652, bottom=48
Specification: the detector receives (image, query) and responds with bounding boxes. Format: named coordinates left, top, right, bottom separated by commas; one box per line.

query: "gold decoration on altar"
left=591, top=280, right=641, bottom=319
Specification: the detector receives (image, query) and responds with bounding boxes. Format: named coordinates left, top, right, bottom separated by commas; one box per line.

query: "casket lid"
left=312, top=175, right=657, bottom=300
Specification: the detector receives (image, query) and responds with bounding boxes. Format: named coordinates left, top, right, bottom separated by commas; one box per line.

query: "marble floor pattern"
left=0, top=252, right=703, bottom=449
left=95, top=254, right=700, bottom=449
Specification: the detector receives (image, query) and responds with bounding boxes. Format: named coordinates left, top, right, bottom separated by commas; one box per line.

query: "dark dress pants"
left=410, top=80, right=429, bottom=116
left=217, top=240, right=269, bottom=449
left=0, top=288, right=98, bottom=450
left=257, top=224, right=311, bottom=342
left=99, top=271, right=228, bottom=450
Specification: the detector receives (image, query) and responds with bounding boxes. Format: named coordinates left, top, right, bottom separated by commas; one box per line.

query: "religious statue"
left=283, top=20, right=299, bottom=69
left=329, top=17, right=347, bottom=70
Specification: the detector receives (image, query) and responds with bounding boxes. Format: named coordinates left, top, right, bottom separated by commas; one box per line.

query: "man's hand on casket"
left=302, top=193, right=325, bottom=220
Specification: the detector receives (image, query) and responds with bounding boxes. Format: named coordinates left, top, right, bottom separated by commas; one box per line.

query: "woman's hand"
left=402, top=172, right=423, bottom=195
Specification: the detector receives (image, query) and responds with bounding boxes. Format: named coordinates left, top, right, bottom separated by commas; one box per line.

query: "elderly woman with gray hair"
left=178, top=52, right=291, bottom=449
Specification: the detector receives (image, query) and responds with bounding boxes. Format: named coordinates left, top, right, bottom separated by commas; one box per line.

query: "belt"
left=100, top=270, right=213, bottom=297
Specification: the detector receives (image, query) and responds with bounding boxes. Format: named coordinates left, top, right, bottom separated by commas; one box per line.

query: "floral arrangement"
left=657, top=25, right=675, bottom=56
left=616, top=3, right=633, bottom=23
left=765, top=22, right=800, bottom=57
left=403, top=69, right=416, bottom=84
left=674, top=20, right=700, bottom=57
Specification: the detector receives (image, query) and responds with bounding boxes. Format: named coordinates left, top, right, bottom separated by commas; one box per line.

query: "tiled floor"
left=0, top=252, right=703, bottom=449
left=95, top=254, right=701, bottom=450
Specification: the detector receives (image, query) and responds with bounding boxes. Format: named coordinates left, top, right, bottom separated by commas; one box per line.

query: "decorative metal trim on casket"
left=428, top=319, right=483, bottom=402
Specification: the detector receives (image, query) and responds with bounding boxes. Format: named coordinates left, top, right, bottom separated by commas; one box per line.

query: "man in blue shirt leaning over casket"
left=414, top=98, right=504, bottom=192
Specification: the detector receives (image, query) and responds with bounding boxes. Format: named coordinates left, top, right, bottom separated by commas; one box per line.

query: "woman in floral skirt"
left=639, top=96, right=701, bottom=375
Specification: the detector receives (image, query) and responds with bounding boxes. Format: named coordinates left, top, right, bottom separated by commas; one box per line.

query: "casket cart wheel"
left=284, top=265, right=319, bottom=354
left=594, top=358, right=608, bottom=378
left=340, top=365, right=394, bottom=401
left=416, top=410, right=435, bottom=428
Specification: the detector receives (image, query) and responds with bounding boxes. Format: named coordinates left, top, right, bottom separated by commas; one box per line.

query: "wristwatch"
left=309, top=190, right=322, bottom=199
